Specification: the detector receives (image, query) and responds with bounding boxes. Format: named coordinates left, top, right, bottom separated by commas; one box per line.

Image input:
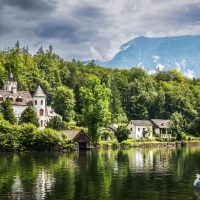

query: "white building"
left=127, top=120, right=153, bottom=140
left=0, top=72, right=61, bottom=129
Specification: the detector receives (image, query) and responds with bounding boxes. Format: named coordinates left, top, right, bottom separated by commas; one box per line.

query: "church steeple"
left=4, top=70, right=17, bottom=93
left=8, top=72, right=14, bottom=82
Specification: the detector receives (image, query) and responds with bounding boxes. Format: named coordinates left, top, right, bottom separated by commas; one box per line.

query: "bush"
left=18, top=123, right=38, bottom=150
left=34, top=128, right=63, bottom=151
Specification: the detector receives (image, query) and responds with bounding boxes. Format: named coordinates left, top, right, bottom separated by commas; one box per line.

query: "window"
left=41, top=100, right=43, bottom=105
left=138, top=128, right=140, bottom=131
left=41, top=120, right=43, bottom=127
left=16, top=98, right=23, bottom=102
left=35, top=100, right=37, bottom=105
left=40, top=109, right=44, bottom=116
left=0, top=97, right=3, bottom=101
left=11, top=87, right=13, bottom=91
left=143, top=128, right=145, bottom=131
left=130, top=128, right=132, bottom=131
left=7, top=97, right=13, bottom=102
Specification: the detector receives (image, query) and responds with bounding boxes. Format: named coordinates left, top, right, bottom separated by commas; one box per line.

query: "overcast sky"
left=1, top=0, right=200, bottom=61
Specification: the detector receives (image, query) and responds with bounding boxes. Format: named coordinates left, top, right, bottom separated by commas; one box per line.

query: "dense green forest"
left=1, top=42, right=200, bottom=141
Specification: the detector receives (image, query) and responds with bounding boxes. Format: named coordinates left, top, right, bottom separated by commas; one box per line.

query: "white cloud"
left=1, top=0, right=200, bottom=61
left=156, top=63, right=165, bottom=71
left=184, top=69, right=195, bottom=79
left=152, top=55, right=160, bottom=62
left=175, top=62, right=181, bottom=71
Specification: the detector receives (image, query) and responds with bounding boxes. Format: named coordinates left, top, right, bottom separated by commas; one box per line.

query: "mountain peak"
left=97, top=35, right=200, bottom=78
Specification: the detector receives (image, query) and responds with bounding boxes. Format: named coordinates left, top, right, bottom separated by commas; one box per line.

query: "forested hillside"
left=1, top=43, right=200, bottom=136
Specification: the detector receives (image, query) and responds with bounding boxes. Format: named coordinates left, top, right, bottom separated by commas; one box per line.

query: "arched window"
left=40, top=109, right=44, bottom=116
left=41, top=100, right=43, bottom=105
left=41, top=120, right=43, bottom=127
left=35, top=100, right=37, bottom=105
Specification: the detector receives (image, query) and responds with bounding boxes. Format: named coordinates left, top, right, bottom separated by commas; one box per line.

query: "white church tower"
left=4, top=72, right=17, bottom=93
left=32, top=85, right=46, bottom=130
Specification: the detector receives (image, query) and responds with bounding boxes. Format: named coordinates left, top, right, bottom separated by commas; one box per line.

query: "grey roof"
left=32, top=85, right=46, bottom=97
left=59, top=130, right=91, bottom=140
left=46, top=106, right=61, bottom=117
left=130, top=120, right=152, bottom=126
left=59, top=130, right=88, bottom=140
left=0, top=90, right=32, bottom=106
left=150, top=119, right=170, bottom=129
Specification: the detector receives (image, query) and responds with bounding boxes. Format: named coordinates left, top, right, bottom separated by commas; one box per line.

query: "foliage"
left=34, top=128, right=63, bottom=151
left=19, top=106, right=39, bottom=127
left=80, top=75, right=111, bottom=144
left=0, top=99, right=17, bottom=124
left=115, top=126, right=130, bottom=143
left=1, top=43, right=200, bottom=139
left=169, top=112, right=187, bottom=140
left=45, top=116, right=66, bottom=130
left=52, top=86, right=75, bottom=122
left=18, top=123, right=37, bottom=150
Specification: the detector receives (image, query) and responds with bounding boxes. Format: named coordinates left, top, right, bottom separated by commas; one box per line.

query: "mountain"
left=95, top=35, right=200, bottom=78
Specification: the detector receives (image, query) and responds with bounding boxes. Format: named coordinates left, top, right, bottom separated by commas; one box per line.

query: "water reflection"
left=0, top=147, right=200, bottom=199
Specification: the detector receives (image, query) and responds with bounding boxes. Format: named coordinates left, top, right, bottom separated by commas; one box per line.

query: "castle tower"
left=4, top=72, right=17, bottom=93
left=33, top=85, right=46, bottom=130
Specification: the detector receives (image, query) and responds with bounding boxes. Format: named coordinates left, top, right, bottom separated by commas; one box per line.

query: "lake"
left=0, top=146, right=200, bottom=200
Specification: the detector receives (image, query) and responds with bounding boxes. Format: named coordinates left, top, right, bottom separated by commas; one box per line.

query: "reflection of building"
left=0, top=72, right=61, bottom=129
left=33, top=169, right=55, bottom=200
left=128, top=149, right=153, bottom=171
left=128, top=148, right=170, bottom=173
left=11, top=176, right=25, bottom=199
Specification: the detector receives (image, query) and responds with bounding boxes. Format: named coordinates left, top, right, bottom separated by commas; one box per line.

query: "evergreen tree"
left=19, top=106, right=39, bottom=127
left=45, top=116, right=65, bottom=130
left=115, top=126, right=130, bottom=143
left=0, top=100, right=17, bottom=124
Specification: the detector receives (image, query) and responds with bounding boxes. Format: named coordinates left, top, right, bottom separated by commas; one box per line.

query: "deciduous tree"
left=80, top=75, right=111, bottom=144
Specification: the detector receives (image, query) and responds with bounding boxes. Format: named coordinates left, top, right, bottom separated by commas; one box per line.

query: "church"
left=0, top=72, right=61, bottom=129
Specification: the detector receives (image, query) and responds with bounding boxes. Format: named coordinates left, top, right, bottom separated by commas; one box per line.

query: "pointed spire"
left=33, top=85, right=46, bottom=97
left=8, top=68, right=14, bottom=82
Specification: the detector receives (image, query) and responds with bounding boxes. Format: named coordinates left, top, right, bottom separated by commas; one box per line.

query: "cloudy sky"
left=1, top=0, right=200, bottom=61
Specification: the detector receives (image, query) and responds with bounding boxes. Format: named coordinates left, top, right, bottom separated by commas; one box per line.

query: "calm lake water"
left=1, top=146, right=200, bottom=200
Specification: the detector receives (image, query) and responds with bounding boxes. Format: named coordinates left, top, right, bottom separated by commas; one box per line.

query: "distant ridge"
left=90, top=35, right=200, bottom=78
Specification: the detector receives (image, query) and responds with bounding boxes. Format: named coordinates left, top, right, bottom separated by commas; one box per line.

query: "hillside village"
left=0, top=44, right=200, bottom=150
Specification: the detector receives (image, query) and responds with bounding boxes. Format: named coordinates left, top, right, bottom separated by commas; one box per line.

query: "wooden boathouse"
left=60, top=130, right=91, bottom=150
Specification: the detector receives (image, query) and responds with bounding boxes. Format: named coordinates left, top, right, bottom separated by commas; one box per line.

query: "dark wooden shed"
left=60, top=130, right=91, bottom=150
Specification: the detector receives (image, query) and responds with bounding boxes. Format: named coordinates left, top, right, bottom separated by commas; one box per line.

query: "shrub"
left=18, top=123, right=38, bottom=150
left=34, top=128, right=63, bottom=151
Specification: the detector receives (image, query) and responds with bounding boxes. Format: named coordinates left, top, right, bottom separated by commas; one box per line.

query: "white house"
left=127, top=120, right=153, bottom=140
left=0, top=72, right=61, bottom=129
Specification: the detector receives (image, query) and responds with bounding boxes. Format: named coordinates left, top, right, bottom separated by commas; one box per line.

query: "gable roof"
left=46, top=106, right=61, bottom=117
left=32, top=85, right=46, bottom=97
left=59, top=130, right=91, bottom=141
left=130, top=120, right=152, bottom=126
left=0, top=90, right=32, bottom=106
left=150, top=119, right=170, bottom=129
